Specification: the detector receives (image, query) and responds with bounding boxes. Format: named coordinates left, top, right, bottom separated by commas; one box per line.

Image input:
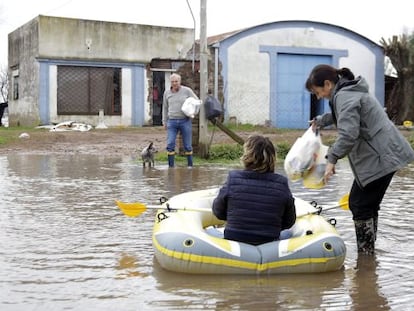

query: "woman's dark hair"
left=305, top=64, right=355, bottom=91
left=241, top=135, right=276, bottom=173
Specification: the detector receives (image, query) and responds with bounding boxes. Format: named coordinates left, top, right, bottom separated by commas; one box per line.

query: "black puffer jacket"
left=212, top=170, right=296, bottom=245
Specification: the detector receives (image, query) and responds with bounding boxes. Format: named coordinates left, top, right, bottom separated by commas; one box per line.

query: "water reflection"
left=0, top=154, right=413, bottom=310
left=151, top=260, right=347, bottom=310
left=348, top=255, right=389, bottom=310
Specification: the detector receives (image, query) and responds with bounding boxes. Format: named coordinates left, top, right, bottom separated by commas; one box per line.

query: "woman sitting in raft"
left=213, top=135, right=296, bottom=245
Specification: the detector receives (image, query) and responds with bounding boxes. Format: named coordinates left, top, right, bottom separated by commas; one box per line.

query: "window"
left=57, top=66, right=121, bottom=115
left=12, top=71, right=19, bottom=100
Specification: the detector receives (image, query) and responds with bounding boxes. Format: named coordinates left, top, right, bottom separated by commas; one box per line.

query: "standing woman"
left=306, top=64, right=414, bottom=255
left=162, top=73, right=199, bottom=167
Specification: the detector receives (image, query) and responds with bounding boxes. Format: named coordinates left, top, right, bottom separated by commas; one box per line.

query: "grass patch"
left=0, top=127, right=34, bottom=145
left=154, top=140, right=293, bottom=166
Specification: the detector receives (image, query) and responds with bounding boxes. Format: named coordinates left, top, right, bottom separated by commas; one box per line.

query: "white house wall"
left=221, top=21, right=384, bottom=126
left=226, top=43, right=270, bottom=125
left=8, top=15, right=194, bottom=127
left=122, top=68, right=133, bottom=126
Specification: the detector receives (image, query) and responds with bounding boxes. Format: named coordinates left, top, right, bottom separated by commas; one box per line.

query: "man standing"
left=162, top=73, right=198, bottom=167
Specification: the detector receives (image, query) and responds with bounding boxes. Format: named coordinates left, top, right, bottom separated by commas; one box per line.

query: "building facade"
left=210, top=20, right=384, bottom=129
left=7, top=15, right=194, bottom=127
left=8, top=17, right=385, bottom=130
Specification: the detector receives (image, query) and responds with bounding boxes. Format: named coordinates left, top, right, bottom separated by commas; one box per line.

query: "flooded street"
left=1, top=153, right=413, bottom=310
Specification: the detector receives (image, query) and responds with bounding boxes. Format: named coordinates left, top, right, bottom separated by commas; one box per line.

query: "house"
left=8, top=17, right=385, bottom=130
left=208, top=20, right=385, bottom=129
left=7, top=15, right=195, bottom=127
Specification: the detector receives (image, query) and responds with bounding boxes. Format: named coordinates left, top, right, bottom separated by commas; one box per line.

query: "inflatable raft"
left=152, top=188, right=346, bottom=275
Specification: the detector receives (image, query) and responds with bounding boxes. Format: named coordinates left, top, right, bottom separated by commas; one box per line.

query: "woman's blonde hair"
left=240, top=135, right=276, bottom=173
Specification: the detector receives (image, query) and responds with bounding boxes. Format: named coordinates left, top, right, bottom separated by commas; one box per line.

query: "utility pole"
left=198, top=0, right=209, bottom=158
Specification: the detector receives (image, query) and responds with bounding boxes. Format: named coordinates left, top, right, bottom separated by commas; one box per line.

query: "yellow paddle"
left=338, top=193, right=349, bottom=209
left=115, top=200, right=211, bottom=217
left=315, top=193, right=349, bottom=213
left=116, top=193, right=349, bottom=218
left=115, top=201, right=148, bottom=217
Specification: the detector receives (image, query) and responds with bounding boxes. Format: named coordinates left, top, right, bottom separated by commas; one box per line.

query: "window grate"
left=57, top=66, right=121, bottom=115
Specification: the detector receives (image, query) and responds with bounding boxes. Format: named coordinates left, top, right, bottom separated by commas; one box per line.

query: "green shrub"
left=275, top=142, right=290, bottom=160
left=208, top=143, right=243, bottom=161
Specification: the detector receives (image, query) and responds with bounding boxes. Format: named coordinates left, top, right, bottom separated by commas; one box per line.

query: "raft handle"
left=157, top=212, right=168, bottom=223
left=329, top=218, right=337, bottom=227
left=159, top=196, right=169, bottom=204
left=309, top=200, right=323, bottom=214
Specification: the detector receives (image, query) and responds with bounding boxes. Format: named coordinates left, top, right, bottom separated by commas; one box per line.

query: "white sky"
left=0, top=0, right=413, bottom=66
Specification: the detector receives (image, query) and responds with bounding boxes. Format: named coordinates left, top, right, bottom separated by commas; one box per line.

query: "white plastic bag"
left=181, top=97, right=201, bottom=118
left=284, top=127, right=328, bottom=188
left=284, top=127, right=321, bottom=181
left=302, top=143, right=328, bottom=189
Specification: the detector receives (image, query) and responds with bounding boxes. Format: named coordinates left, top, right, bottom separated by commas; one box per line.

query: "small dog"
left=141, top=142, right=157, bottom=167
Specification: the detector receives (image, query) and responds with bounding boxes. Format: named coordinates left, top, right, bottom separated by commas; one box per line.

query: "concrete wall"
left=37, top=16, right=193, bottom=62
left=8, top=18, right=41, bottom=126
left=8, top=15, right=194, bottom=127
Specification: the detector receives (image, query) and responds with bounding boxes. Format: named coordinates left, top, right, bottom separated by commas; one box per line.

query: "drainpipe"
left=213, top=43, right=219, bottom=98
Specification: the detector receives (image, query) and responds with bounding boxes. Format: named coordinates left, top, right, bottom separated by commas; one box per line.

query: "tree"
left=381, top=34, right=414, bottom=124
left=0, top=65, right=8, bottom=103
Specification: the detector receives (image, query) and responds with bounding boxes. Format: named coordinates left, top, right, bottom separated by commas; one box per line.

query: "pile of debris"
left=36, top=121, right=93, bottom=132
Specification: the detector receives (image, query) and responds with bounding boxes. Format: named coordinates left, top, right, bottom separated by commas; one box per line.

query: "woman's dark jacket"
left=212, top=170, right=296, bottom=245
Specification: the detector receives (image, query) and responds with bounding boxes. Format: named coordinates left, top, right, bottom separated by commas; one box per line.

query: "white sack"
left=181, top=97, right=201, bottom=118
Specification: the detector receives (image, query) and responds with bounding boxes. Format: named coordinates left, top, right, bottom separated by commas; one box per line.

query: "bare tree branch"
left=381, top=33, right=414, bottom=123
left=0, top=65, right=8, bottom=103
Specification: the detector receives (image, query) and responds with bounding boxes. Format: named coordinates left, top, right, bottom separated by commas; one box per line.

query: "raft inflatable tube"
left=152, top=188, right=346, bottom=275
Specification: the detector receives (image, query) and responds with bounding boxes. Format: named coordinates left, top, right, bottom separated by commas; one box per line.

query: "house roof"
left=207, top=29, right=245, bottom=45
left=206, top=20, right=382, bottom=48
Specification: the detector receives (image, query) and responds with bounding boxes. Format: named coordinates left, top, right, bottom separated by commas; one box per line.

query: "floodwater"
left=1, top=153, right=413, bottom=311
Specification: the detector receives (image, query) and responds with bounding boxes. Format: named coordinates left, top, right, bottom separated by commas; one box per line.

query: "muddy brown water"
left=1, top=154, right=413, bottom=310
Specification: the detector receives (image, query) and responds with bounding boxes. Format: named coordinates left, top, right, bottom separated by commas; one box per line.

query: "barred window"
left=57, top=66, right=121, bottom=115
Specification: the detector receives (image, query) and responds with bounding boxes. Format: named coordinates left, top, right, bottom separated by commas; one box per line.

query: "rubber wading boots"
left=354, top=218, right=375, bottom=255
left=184, top=151, right=193, bottom=167
left=167, top=152, right=175, bottom=168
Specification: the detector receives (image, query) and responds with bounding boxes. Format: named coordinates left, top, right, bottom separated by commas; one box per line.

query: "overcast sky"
left=1, top=0, right=413, bottom=66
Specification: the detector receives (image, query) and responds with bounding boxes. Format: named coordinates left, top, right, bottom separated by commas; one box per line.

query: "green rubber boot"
left=354, top=218, right=375, bottom=255
left=167, top=154, right=175, bottom=168
left=184, top=151, right=193, bottom=167
left=187, top=155, right=193, bottom=167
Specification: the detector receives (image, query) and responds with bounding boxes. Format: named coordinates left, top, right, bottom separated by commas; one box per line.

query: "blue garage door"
left=275, top=54, right=331, bottom=129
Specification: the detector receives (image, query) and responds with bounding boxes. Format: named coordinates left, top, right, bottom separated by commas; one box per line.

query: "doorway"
left=274, top=54, right=331, bottom=129
left=152, top=71, right=165, bottom=126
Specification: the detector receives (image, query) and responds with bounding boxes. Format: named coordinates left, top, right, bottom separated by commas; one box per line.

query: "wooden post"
left=198, top=0, right=209, bottom=158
